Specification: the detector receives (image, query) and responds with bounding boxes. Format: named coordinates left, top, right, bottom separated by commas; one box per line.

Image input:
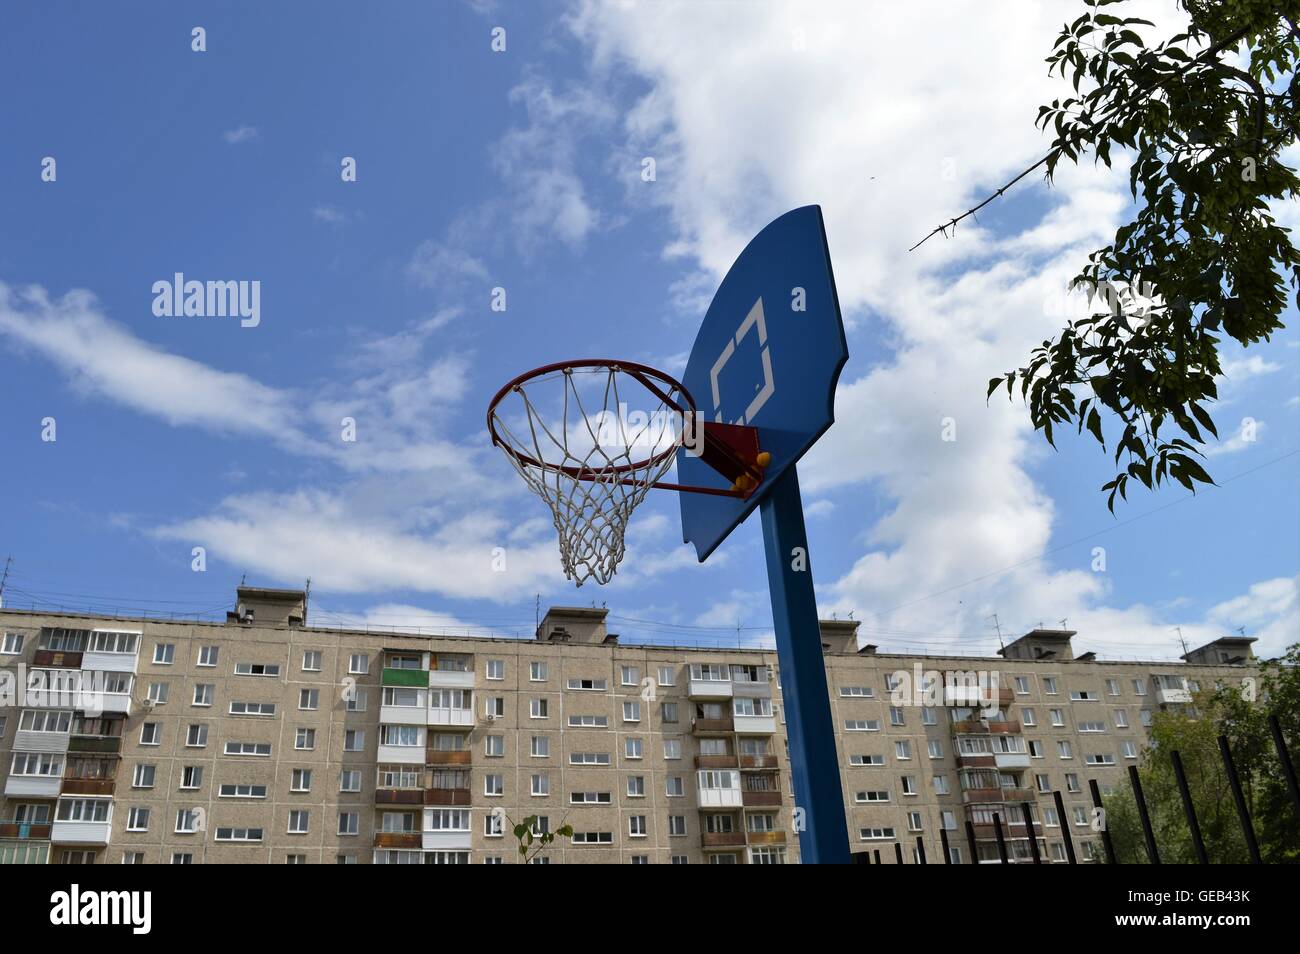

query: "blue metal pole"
left=759, top=464, right=851, bottom=863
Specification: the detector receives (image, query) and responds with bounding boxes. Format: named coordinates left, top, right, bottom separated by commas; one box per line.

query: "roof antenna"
left=988, top=613, right=1004, bottom=651
left=1174, top=626, right=1189, bottom=656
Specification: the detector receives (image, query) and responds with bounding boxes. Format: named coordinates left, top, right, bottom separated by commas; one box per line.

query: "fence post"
left=1020, top=802, right=1041, bottom=863
left=1128, top=765, right=1161, bottom=864
left=894, top=841, right=904, bottom=864
left=873, top=848, right=881, bottom=864
left=965, top=819, right=978, bottom=864
left=1053, top=790, right=1076, bottom=864
left=1170, top=750, right=1208, bottom=863
left=1268, top=713, right=1300, bottom=826
left=939, top=825, right=952, bottom=864
left=915, top=835, right=926, bottom=864
left=1089, top=778, right=1118, bottom=864
left=993, top=812, right=1008, bottom=864
left=1218, top=735, right=1262, bottom=863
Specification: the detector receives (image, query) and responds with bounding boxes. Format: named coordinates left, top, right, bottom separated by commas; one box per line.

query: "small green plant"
left=501, top=812, right=573, bottom=863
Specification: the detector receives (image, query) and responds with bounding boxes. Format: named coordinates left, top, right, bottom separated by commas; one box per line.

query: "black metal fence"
left=853, top=712, right=1298, bottom=864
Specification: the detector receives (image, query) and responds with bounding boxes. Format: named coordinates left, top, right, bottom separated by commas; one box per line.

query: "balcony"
left=732, top=678, right=772, bottom=699
left=987, top=720, right=1021, bottom=734
left=691, top=717, right=734, bottom=735
left=746, top=830, right=787, bottom=846
left=373, top=832, right=421, bottom=850
left=698, top=788, right=743, bottom=809
left=375, top=789, right=424, bottom=806
left=733, top=714, right=777, bottom=735
left=382, top=668, right=429, bottom=688
left=51, top=818, right=112, bottom=846
left=701, top=831, right=746, bottom=849
left=428, top=669, right=475, bottom=690
left=955, top=753, right=996, bottom=769
left=62, top=778, right=115, bottom=797
left=377, top=745, right=426, bottom=765
left=425, top=787, right=472, bottom=806
left=97, top=693, right=133, bottom=717
left=742, top=789, right=782, bottom=808
left=14, top=729, right=70, bottom=755
left=34, top=650, right=82, bottom=668
left=739, top=755, right=778, bottom=770
left=82, top=650, right=138, bottom=674
left=4, top=775, right=62, bottom=798
left=423, top=829, right=472, bottom=852
left=952, top=721, right=988, bottom=734
left=67, top=736, right=122, bottom=755
left=688, top=679, right=733, bottom=700
left=426, top=749, right=471, bottom=766
left=961, top=787, right=1006, bottom=804
left=427, top=707, right=474, bottom=728
left=380, top=705, right=428, bottom=727
left=1155, top=686, right=1192, bottom=705
left=993, top=752, right=1030, bottom=770
left=694, top=754, right=739, bottom=770
left=0, top=822, right=52, bottom=840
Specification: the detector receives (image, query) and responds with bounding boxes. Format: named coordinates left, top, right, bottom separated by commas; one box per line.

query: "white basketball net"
left=490, top=365, right=685, bottom=586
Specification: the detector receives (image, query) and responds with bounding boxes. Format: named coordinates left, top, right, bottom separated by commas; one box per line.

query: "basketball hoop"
left=487, top=359, right=769, bottom=586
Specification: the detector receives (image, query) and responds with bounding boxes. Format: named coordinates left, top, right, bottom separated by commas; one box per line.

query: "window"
left=1140, top=710, right=1153, bottom=727
left=629, top=816, right=647, bottom=837
left=1066, top=773, right=1081, bottom=793
left=296, top=728, right=317, bottom=750
left=486, top=659, right=504, bottom=680
left=348, top=654, right=369, bottom=675
left=1050, top=708, right=1065, bottom=727
left=180, top=766, right=203, bottom=790
left=921, top=707, right=937, bottom=726
left=485, top=735, right=504, bottom=757
left=530, top=736, right=549, bottom=758
left=229, top=701, right=276, bottom=716
left=302, top=650, right=322, bottom=671
left=380, top=725, right=421, bottom=747
left=185, top=725, right=208, bottom=747
left=840, top=685, right=874, bottom=698
left=484, top=814, right=504, bottom=837
left=485, top=696, right=505, bottom=718
left=89, top=631, right=140, bottom=654
left=139, top=723, right=160, bottom=746
left=907, top=811, right=923, bottom=832
left=1086, top=753, right=1115, bottom=766
left=1021, top=708, right=1036, bottom=726
left=18, top=710, right=72, bottom=733
left=1014, top=676, right=1030, bottom=694
left=122, top=852, right=144, bottom=864
left=933, top=775, right=949, bottom=795
left=338, top=812, right=359, bottom=836
left=627, top=776, right=645, bottom=797
left=340, top=770, right=361, bottom=792
left=530, top=698, right=549, bottom=719
left=661, top=702, right=679, bottom=724
left=625, top=738, right=643, bottom=759
left=1035, top=773, right=1050, bottom=793
left=850, top=754, right=885, bottom=766
left=927, top=740, right=943, bottom=759
left=845, top=719, right=880, bottom=732
left=153, top=643, right=174, bottom=665
left=175, top=809, right=200, bottom=833
left=126, top=807, right=150, bottom=832
left=1122, top=741, right=1138, bottom=760
left=856, top=790, right=890, bottom=803
left=530, top=661, right=547, bottom=682
left=859, top=827, right=896, bottom=841
left=666, top=815, right=687, bottom=836
left=288, top=810, right=310, bottom=834
left=1, top=632, right=24, bottom=654
left=664, top=739, right=682, bottom=760
left=219, top=784, right=268, bottom=798
left=171, top=853, right=193, bottom=865
left=346, top=689, right=368, bottom=712
left=657, top=665, right=675, bottom=687
left=531, top=773, right=549, bottom=796
left=566, top=677, right=607, bottom=691
left=215, top=828, right=264, bottom=843
left=295, top=688, right=318, bottom=711
left=1043, top=806, right=1059, bottom=827
left=344, top=730, right=364, bottom=752
left=1028, top=740, right=1044, bottom=758
left=132, top=764, right=155, bottom=788
left=1114, top=709, right=1129, bottom=728
left=571, top=791, right=612, bottom=804
left=484, top=774, right=503, bottom=796
left=1079, top=720, right=1105, bottom=733
left=623, top=701, right=641, bottom=722
left=234, top=662, right=280, bottom=677
left=197, top=645, right=219, bottom=667
left=1132, top=678, right=1147, bottom=696
left=291, top=769, right=313, bottom=792
left=1043, top=677, right=1058, bottom=695
left=1106, top=678, right=1120, bottom=696
left=1057, top=741, right=1073, bottom=759
left=146, top=682, right=169, bottom=705
left=941, top=811, right=957, bottom=831
left=1071, top=690, right=1097, bottom=702
left=894, top=740, right=912, bottom=760
left=889, top=706, right=905, bottom=726
left=224, top=741, right=272, bottom=757
left=192, top=684, right=214, bottom=707
left=901, top=776, right=917, bottom=796
left=666, top=775, right=685, bottom=797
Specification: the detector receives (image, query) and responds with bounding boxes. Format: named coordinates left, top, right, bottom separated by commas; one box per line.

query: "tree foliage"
left=1103, top=642, right=1299, bottom=863
left=986, top=0, right=1300, bottom=510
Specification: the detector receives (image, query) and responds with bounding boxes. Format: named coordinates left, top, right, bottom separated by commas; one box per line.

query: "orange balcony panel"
left=373, top=832, right=421, bottom=850
left=742, top=790, right=782, bottom=808
left=426, top=750, right=471, bottom=766
left=739, top=755, right=778, bottom=770
left=61, top=779, right=115, bottom=797
left=694, top=755, right=739, bottom=769
left=0, top=823, right=52, bottom=839
left=34, top=650, right=82, bottom=668
left=425, top=788, right=472, bottom=806
left=746, top=830, right=787, bottom=846
left=375, top=789, right=423, bottom=805
left=691, top=718, right=735, bottom=735
left=956, top=754, right=996, bottom=769
left=987, top=720, right=1021, bottom=734
left=700, top=831, right=746, bottom=849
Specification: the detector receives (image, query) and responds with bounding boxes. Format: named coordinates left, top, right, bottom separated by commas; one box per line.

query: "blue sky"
left=1, top=1, right=1297, bottom=659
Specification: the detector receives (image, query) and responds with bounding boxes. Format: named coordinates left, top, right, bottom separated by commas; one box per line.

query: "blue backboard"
left=677, top=205, right=848, bottom=560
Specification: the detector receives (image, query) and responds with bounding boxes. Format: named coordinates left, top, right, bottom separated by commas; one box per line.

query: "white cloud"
left=1204, top=421, right=1265, bottom=457
left=406, top=241, right=489, bottom=289
left=223, top=126, right=259, bottom=144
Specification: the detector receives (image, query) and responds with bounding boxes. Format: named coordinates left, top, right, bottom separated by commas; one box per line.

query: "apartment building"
left=0, top=585, right=1259, bottom=864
